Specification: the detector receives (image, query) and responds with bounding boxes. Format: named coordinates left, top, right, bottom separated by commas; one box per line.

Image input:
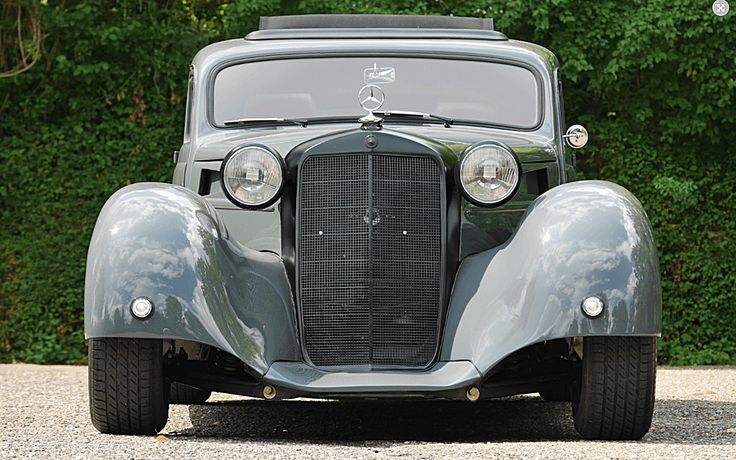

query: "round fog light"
left=130, top=297, right=154, bottom=319
left=581, top=296, right=605, bottom=317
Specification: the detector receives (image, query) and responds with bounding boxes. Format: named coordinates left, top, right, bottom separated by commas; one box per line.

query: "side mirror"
left=563, top=124, right=588, bottom=149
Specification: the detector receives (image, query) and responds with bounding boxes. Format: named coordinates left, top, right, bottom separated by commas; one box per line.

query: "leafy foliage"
left=1, top=0, right=733, bottom=364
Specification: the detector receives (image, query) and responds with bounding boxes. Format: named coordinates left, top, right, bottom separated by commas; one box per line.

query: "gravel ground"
left=0, top=365, right=734, bottom=459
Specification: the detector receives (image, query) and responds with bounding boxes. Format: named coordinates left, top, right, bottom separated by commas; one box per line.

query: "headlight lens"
left=457, top=142, right=520, bottom=206
left=221, top=144, right=285, bottom=209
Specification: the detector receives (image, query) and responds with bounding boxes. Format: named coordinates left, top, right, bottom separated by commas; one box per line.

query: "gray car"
left=85, top=15, right=661, bottom=440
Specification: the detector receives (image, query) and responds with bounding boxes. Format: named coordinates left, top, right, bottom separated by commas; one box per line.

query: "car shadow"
left=169, top=395, right=734, bottom=444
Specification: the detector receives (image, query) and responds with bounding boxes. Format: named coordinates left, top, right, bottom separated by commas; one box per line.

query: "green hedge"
left=1, top=1, right=734, bottom=364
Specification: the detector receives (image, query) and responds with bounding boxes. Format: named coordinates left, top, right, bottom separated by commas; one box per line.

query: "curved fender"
left=84, top=183, right=300, bottom=375
left=442, top=181, right=661, bottom=376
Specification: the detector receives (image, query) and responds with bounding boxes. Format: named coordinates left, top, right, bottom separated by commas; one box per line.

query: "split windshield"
left=213, top=57, right=541, bottom=129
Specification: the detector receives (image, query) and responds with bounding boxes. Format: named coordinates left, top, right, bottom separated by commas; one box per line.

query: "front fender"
left=84, top=183, right=300, bottom=375
left=442, top=180, right=661, bottom=376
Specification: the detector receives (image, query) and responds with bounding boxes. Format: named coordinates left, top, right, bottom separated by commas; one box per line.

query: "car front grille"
left=298, top=153, right=443, bottom=368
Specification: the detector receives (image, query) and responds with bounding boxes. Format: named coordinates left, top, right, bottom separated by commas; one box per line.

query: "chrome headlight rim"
left=456, top=140, right=521, bottom=207
left=220, top=143, right=286, bottom=210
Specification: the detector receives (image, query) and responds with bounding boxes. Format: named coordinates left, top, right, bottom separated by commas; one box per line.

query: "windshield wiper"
left=223, top=112, right=455, bottom=128
left=223, top=117, right=309, bottom=128
left=373, top=110, right=454, bottom=128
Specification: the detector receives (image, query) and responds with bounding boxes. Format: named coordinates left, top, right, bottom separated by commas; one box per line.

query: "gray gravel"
left=0, top=365, right=734, bottom=459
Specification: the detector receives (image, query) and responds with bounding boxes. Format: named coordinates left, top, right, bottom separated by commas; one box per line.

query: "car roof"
left=259, top=14, right=496, bottom=31
left=246, top=14, right=507, bottom=41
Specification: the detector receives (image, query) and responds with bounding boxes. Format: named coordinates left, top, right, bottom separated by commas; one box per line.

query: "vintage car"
left=85, top=15, right=661, bottom=439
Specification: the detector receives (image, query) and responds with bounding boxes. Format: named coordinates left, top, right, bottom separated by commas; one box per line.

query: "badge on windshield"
left=364, top=63, right=396, bottom=84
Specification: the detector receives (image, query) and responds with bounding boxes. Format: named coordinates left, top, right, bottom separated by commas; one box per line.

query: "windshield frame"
left=206, top=52, right=545, bottom=132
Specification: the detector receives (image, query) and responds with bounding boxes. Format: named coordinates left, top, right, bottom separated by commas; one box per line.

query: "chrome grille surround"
left=297, top=152, right=444, bottom=368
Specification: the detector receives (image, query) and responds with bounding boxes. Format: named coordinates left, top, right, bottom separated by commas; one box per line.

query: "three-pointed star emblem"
left=358, top=84, right=385, bottom=112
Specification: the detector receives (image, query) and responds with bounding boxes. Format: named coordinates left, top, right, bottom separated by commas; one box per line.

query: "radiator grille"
left=298, top=153, right=443, bottom=368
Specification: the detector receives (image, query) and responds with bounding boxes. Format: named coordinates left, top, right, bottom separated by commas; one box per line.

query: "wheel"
left=539, top=383, right=571, bottom=402
left=88, top=338, right=170, bottom=434
left=572, top=336, right=656, bottom=440
left=169, top=382, right=211, bottom=404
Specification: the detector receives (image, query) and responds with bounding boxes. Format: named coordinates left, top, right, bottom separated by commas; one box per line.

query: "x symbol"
left=713, top=0, right=730, bottom=15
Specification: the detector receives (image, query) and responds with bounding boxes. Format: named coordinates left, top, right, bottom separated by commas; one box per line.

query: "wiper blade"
left=374, top=110, right=454, bottom=128
left=223, top=117, right=309, bottom=127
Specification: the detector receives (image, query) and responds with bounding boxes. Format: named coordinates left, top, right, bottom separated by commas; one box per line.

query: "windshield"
left=213, top=57, right=541, bottom=129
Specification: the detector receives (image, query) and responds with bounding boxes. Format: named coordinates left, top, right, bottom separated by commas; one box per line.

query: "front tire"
left=572, top=336, right=656, bottom=440
left=88, top=338, right=170, bottom=434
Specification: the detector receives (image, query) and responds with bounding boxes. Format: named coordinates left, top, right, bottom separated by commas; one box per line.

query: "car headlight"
left=220, top=144, right=285, bottom=209
left=456, top=141, right=521, bottom=206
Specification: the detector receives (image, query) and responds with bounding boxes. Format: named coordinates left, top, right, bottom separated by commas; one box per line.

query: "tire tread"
left=572, top=336, right=656, bottom=440
left=88, top=338, right=169, bottom=434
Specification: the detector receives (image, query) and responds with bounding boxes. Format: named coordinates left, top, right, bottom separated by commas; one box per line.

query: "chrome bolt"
left=582, top=296, right=605, bottom=317
left=466, top=387, right=480, bottom=402
left=263, top=385, right=277, bottom=400
left=130, top=297, right=154, bottom=319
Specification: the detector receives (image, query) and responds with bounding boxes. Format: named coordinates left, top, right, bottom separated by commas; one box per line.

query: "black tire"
left=169, top=382, right=211, bottom=404
left=572, top=336, right=656, bottom=440
left=539, top=383, right=572, bottom=402
left=88, top=338, right=170, bottom=435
